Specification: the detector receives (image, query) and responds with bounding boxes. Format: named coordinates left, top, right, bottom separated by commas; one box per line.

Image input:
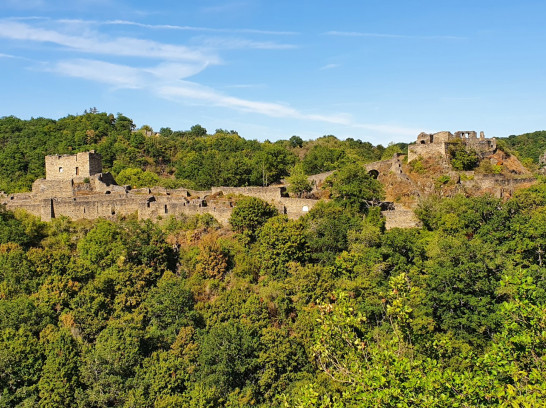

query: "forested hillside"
left=0, top=175, right=545, bottom=406
left=1, top=112, right=546, bottom=407
left=0, top=112, right=398, bottom=194
left=500, top=130, right=546, bottom=164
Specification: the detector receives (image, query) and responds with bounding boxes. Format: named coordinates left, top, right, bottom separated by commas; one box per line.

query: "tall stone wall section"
left=407, top=143, right=447, bottom=163
left=279, top=198, right=316, bottom=219
left=382, top=204, right=422, bottom=230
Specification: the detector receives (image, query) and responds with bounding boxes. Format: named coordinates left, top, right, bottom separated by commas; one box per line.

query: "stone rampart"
left=211, top=186, right=282, bottom=201
left=306, top=171, right=335, bottom=191
left=382, top=204, right=422, bottom=230
left=279, top=197, right=317, bottom=219
left=408, top=142, right=447, bottom=163
left=32, top=179, right=75, bottom=198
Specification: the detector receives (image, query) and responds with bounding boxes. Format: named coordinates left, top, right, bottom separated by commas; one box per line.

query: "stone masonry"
left=1, top=152, right=319, bottom=225
left=408, top=130, right=496, bottom=163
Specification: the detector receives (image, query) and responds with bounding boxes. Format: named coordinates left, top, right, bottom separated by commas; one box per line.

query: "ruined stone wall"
left=45, top=151, right=102, bottom=180
left=306, top=171, right=334, bottom=191
left=2, top=196, right=42, bottom=218
left=382, top=204, right=422, bottom=230
left=366, top=154, right=404, bottom=176
left=408, top=142, right=447, bottom=162
left=211, top=186, right=282, bottom=201
left=44, top=194, right=140, bottom=221
left=409, top=131, right=497, bottom=162
left=279, top=197, right=317, bottom=219
left=32, top=179, right=75, bottom=197
left=33, top=173, right=123, bottom=198
left=432, top=131, right=453, bottom=144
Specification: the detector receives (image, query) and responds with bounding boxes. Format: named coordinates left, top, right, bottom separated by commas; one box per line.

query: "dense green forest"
left=1, top=112, right=543, bottom=195
left=0, top=112, right=400, bottom=194
left=0, top=112, right=545, bottom=407
left=0, top=178, right=545, bottom=407
left=503, top=130, right=546, bottom=165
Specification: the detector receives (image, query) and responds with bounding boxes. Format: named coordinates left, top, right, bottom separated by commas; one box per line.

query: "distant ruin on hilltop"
left=0, top=129, right=538, bottom=230
left=408, top=130, right=496, bottom=162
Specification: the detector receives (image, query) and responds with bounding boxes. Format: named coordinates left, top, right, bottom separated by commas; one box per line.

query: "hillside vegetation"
left=0, top=112, right=397, bottom=194
left=501, top=130, right=546, bottom=164
left=0, top=178, right=545, bottom=406
left=1, top=112, right=546, bottom=406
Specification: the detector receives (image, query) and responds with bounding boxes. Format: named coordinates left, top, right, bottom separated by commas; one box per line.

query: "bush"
left=229, top=197, right=278, bottom=243
left=448, top=142, right=479, bottom=171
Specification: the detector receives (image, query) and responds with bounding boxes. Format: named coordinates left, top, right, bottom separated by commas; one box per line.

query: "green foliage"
left=289, top=135, right=304, bottom=148
left=115, top=167, right=160, bottom=188
left=286, top=163, right=312, bottom=197
left=0, top=206, right=36, bottom=247
left=0, top=115, right=545, bottom=407
left=229, top=196, right=278, bottom=242
left=301, top=144, right=346, bottom=174
left=0, top=328, right=43, bottom=405
left=476, top=159, right=503, bottom=174
left=38, top=327, right=81, bottom=408
left=409, top=157, right=426, bottom=173
left=448, top=140, right=480, bottom=170
left=143, top=273, right=197, bottom=345
left=303, top=201, right=361, bottom=265
left=435, top=174, right=451, bottom=186
left=324, top=163, right=385, bottom=212
left=195, top=234, right=229, bottom=280
left=197, top=321, right=260, bottom=403
left=257, top=216, right=309, bottom=279
left=380, top=142, right=407, bottom=160
left=501, top=130, right=546, bottom=163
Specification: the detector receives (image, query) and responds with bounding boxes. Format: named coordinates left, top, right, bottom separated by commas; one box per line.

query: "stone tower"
left=45, top=151, right=102, bottom=180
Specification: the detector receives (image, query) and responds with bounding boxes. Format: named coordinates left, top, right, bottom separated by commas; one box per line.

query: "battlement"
left=45, top=151, right=102, bottom=180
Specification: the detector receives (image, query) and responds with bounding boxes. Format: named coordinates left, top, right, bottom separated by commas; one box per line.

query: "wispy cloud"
left=325, top=31, right=467, bottom=40
left=196, top=36, right=297, bottom=50
left=0, top=20, right=220, bottom=63
left=50, top=58, right=211, bottom=88
left=104, top=19, right=299, bottom=36
left=50, top=58, right=416, bottom=136
left=1, top=17, right=418, bottom=138
left=320, top=63, right=340, bottom=70
left=51, top=59, right=144, bottom=88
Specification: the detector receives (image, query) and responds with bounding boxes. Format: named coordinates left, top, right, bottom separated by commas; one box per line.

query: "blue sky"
left=0, top=0, right=544, bottom=145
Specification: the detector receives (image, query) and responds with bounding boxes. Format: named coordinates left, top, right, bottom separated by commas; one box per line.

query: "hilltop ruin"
left=0, top=130, right=537, bottom=229
left=1, top=151, right=318, bottom=225
left=407, top=130, right=496, bottom=163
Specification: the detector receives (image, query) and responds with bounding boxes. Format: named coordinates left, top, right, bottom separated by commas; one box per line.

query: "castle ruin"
left=408, top=130, right=496, bottom=163
left=0, top=134, right=536, bottom=230
left=1, top=152, right=318, bottom=224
